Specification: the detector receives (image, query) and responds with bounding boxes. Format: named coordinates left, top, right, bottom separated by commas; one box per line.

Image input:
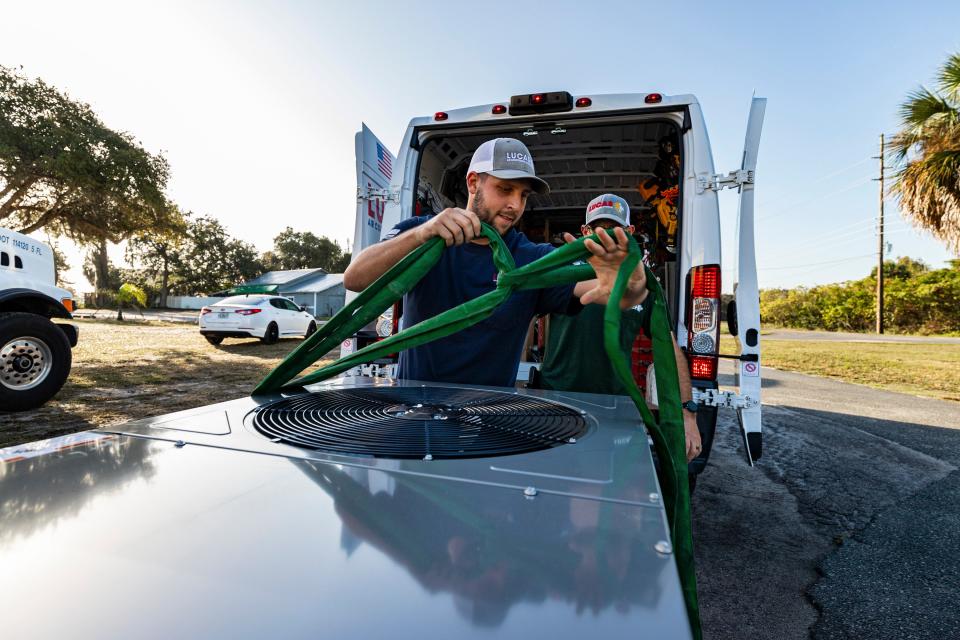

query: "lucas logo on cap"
left=504, top=151, right=532, bottom=165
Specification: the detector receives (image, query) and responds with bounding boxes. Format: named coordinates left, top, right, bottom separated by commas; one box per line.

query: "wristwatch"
left=682, top=400, right=699, bottom=414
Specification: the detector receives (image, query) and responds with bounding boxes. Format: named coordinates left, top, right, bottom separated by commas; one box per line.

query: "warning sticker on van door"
left=742, top=361, right=759, bottom=377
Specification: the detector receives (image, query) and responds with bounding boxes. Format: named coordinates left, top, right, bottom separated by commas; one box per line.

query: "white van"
left=0, top=228, right=78, bottom=411
left=345, top=91, right=764, bottom=474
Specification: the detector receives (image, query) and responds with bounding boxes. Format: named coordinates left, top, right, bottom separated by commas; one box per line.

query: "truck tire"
left=0, top=312, right=72, bottom=412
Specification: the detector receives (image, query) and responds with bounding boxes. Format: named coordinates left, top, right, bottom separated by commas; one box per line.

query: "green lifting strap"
left=253, top=222, right=702, bottom=639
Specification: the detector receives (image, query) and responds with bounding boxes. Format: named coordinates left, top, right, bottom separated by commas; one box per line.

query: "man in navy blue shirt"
left=344, top=138, right=649, bottom=387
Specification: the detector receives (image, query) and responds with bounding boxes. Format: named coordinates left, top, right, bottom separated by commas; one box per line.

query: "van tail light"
left=391, top=301, right=401, bottom=335
left=690, top=355, right=718, bottom=380
left=575, top=97, right=592, bottom=108
left=373, top=302, right=403, bottom=358
left=686, top=264, right=721, bottom=381
left=235, top=308, right=262, bottom=315
left=645, top=93, right=663, bottom=104
left=61, top=298, right=74, bottom=313
left=200, top=307, right=212, bottom=315
left=434, top=111, right=448, bottom=121
left=491, top=104, right=507, bottom=115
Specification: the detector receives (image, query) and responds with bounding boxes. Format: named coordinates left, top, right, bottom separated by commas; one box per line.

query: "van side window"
left=14, top=256, right=23, bottom=269
left=0, top=252, right=8, bottom=267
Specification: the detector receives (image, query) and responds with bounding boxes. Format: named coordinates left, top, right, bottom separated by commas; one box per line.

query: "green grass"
left=722, top=333, right=960, bottom=402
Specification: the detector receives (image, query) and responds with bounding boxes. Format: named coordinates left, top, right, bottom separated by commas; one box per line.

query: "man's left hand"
left=565, top=227, right=648, bottom=309
left=684, top=411, right=702, bottom=462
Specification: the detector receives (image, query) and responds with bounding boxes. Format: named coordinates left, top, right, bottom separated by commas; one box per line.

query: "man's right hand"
left=415, top=208, right=482, bottom=246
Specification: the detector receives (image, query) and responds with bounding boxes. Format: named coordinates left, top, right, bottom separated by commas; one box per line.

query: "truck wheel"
left=0, top=312, right=72, bottom=412
left=260, top=322, right=279, bottom=345
left=205, top=335, right=224, bottom=345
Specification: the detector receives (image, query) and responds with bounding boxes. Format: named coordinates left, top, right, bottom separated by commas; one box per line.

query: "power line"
left=760, top=216, right=908, bottom=261
left=760, top=252, right=876, bottom=271
left=757, top=175, right=875, bottom=222
left=757, top=156, right=872, bottom=209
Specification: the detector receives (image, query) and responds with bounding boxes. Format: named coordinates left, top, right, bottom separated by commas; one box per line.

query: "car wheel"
left=261, top=322, right=279, bottom=345
left=205, top=335, right=224, bottom=345
left=0, top=312, right=72, bottom=412
left=304, top=321, right=317, bottom=339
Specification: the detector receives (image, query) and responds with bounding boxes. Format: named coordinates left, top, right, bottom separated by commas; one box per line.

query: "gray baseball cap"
left=585, top=193, right=631, bottom=226
left=467, top=138, right=550, bottom=195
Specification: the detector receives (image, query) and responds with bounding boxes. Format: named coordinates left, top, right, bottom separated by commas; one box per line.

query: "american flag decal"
left=376, top=142, right=392, bottom=179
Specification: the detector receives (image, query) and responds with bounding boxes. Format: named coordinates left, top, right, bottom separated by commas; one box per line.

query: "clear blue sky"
left=2, top=0, right=958, bottom=291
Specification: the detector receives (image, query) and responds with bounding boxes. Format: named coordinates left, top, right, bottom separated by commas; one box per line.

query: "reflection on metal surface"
left=296, top=443, right=673, bottom=628
left=0, top=434, right=155, bottom=544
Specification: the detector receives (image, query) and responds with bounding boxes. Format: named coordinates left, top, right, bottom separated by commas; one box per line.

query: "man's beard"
left=470, top=188, right=513, bottom=234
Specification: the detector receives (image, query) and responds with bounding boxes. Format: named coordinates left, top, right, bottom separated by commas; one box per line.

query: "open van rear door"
left=341, top=124, right=399, bottom=364
left=732, top=97, right=766, bottom=465
left=352, top=123, right=398, bottom=259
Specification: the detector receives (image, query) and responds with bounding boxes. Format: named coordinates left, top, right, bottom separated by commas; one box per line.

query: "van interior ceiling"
left=415, top=118, right=683, bottom=314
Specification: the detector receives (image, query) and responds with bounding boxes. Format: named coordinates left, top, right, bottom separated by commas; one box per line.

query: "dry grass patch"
left=0, top=319, right=336, bottom=447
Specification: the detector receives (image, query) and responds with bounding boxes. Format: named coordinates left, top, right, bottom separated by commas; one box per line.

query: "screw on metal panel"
left=174, top=440, right=186, bottom=448
left=649, top=493, right=660, bottom=504
left=655, top=540, right=673, bottom=555
left=423, top=454, right=433, bottom=461
left=523, top=486, right=538, bottom=498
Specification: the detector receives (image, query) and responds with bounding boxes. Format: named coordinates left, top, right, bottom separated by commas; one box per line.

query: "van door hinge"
left=357, top=186, right=400, bottom=203
left=693, top=388, right=759, bottom=410
left=696, top=169, right=754, bottom=194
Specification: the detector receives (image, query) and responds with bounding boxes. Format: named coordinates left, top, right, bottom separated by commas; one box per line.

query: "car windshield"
left=218, top=295, right=267, bottom=306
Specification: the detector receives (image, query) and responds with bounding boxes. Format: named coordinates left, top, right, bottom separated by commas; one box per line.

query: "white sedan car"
left=199, top=295, right=317, bottom=345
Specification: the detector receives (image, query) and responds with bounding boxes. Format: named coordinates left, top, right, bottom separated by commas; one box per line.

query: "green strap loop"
left=252, top=222, right=701, bottom=639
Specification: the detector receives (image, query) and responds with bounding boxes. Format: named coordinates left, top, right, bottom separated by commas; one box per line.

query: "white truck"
left=345, top=90, right=765, bottom=474
left=0, top=228, right=78, bottom=411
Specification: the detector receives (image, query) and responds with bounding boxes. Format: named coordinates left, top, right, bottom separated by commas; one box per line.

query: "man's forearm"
left=343, top=229, right=424, bottom=291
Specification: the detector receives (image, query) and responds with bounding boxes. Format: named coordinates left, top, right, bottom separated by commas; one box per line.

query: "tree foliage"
left=264, top=226, right=350, bottom=272
left=889, top=52, right=960, bottom=255
left=114, top=282, right=147, bottom=321
left=0, top=65, right=174, bottom=243
left=761, top=257, right=960, bottom=334
left=125, top=205, right=188, bottom=306
left=169, top=216, right=264, bottom=296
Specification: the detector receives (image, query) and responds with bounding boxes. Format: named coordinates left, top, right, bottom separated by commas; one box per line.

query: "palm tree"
left=889, top=52, right=960, bottom=255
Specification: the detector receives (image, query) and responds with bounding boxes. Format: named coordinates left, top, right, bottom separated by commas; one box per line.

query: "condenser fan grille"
left=251, top=386, right=588, bottom=459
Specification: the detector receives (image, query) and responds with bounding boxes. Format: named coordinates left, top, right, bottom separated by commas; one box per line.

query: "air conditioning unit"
left=0, top=378, right=691, bottom=639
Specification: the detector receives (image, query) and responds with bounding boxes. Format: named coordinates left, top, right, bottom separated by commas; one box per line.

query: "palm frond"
left=890, top=87, right=959, bottom=161
left=898, top=87, right=954, bottom=128
left=937, top=52, right=960, bottom=103
left=893, top=151, right=960, bottom=255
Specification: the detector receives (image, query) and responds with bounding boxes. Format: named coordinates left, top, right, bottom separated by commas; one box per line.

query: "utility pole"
left=874, top=134, right=885, bottom=334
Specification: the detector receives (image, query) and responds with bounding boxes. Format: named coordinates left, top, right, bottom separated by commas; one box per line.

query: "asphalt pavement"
left=692, top=361, right=960, bottom=639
